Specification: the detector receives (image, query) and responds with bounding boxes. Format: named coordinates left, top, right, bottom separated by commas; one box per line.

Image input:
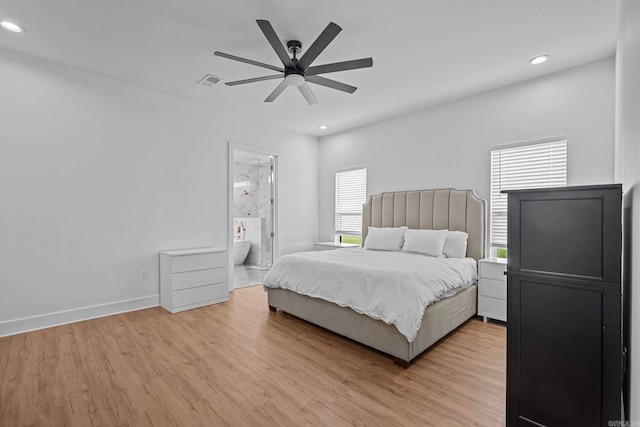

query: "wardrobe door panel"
left=518, top=280, right=602, bottom=426
left=520, top=198, right=603, bottom=278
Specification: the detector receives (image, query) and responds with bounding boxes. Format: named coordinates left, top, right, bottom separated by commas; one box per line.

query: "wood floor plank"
left=0, top=285, right=506, bottom=426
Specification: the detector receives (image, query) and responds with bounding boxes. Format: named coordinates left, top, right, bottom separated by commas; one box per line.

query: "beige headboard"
left=362, top=188, right=486, bottom=261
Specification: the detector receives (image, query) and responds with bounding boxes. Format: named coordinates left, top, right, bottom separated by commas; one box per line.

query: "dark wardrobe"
left=504, top=184, right=622, bottom=426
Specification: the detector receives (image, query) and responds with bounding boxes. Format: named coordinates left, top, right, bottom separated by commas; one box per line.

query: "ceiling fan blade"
left=305, top=58, right=373, bottom=76
left=214, top=51, right=283, bottom=73
left=296, top=22, right=342, bottom=71
left=265, top=80, right=288, bottom=102
left=225, top=75, right=283, bottom=86
left=256, top=20, right=295, bottom=68
left=306, top=75, right=357, bottom=94
left=298, top=83, right=318, bottom=105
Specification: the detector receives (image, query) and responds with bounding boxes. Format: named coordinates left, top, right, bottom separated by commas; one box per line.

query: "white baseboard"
left=0, top=295, right=160, bottom=337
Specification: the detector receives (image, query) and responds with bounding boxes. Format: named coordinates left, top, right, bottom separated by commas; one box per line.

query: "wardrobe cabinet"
left=504, top=185, right=622, bottom=426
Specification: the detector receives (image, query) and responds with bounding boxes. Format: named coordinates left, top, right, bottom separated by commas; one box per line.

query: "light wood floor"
left=0, top=286, right=506, bottom=426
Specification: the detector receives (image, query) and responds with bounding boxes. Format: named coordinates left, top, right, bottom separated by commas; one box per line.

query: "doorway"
left=228, top=142, right=278, bottom=290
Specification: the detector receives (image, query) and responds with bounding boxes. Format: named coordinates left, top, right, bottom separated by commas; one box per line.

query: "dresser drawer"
left=171, top=251, right=227, bottom=273
left=479, top=261, right=506, bottom=280
left=478, top=295, right=507, bottom=322
left=172, top=282, right=228, bottom=308
left=479, top=277, right=506, bottom=299
left=171, top=267, right=228, bottom=291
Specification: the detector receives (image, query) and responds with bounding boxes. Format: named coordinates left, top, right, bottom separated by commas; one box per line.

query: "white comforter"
left=263, top=248, right=477, bottom=342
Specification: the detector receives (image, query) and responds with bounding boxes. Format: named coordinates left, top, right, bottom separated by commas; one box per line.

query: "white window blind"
left=335, top=168, right=367, bottom=235
left=490, top=139, right=567, bottom=248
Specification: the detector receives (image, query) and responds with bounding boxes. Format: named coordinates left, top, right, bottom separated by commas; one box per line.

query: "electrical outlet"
left=139, top=269, right=148, bottom=280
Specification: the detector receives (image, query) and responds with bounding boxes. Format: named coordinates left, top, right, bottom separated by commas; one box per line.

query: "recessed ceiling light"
left=529, top=55, right=550, bottom=65
left=1, top=21, right=25, bottom=33
left=319, top=125, right=328, bottom=130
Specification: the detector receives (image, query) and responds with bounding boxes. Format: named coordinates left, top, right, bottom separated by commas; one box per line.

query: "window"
left=335, top=168, right=367, bottom=244
left=490, top=138, right=567, bottom=255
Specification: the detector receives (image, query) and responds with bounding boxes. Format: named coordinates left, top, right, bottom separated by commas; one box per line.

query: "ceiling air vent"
left=197, top=74, right=222, bottom=87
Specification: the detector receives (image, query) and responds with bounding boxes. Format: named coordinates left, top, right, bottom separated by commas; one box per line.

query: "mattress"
left=263, top=247, right=477, bottom=342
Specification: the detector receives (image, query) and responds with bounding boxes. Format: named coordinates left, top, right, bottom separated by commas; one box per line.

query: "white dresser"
left=160, top=247, right=229, bottom=314
left=477, top=257, right=507, bottom=322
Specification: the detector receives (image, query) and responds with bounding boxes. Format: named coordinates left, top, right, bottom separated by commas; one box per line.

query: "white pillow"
left=401, top=229, right=448, bottom=257
left=443, top=230, right=469, bottom=258
left=363, top=226, right=408, bottom=251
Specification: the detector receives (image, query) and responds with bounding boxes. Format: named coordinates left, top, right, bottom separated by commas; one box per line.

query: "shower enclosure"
left=231, top=149, right=276, bottom=270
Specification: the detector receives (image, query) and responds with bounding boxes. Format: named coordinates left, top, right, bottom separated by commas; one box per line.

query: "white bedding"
left=263, top=248, right=477, bottom=342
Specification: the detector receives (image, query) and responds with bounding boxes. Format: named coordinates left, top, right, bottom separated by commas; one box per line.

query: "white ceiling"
left=0, top=0, right=618, bottom=137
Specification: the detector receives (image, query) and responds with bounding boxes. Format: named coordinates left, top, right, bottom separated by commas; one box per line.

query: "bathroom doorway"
left=228, top=142, right=278, bottom=290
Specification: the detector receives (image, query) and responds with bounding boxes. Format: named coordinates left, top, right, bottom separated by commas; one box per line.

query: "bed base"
left=267, top=285, right=477, bottom=367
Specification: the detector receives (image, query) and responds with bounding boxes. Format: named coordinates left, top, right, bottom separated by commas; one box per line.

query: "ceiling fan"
left=214, top=20, right=373, bottom=105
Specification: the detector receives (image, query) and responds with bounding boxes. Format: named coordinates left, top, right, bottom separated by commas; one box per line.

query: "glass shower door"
left=261, top=157, right=275, bottom=269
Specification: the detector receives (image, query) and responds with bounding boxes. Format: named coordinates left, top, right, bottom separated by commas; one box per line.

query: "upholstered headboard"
left=362, top=188, right=486, bottom=261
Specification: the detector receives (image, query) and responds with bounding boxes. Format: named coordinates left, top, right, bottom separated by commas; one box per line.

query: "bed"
left=264, top=188, right=486, bottom=367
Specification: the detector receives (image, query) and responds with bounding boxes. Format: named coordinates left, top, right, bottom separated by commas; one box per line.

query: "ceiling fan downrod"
left=286, top=40, right=302, bottom=61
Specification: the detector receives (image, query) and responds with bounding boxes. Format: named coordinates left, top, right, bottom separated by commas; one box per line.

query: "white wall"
left=319, top=58, right=615, bottom=241
left=615, top=0, right=640, bottom=420
left=0, top=47, right=319, bottom=335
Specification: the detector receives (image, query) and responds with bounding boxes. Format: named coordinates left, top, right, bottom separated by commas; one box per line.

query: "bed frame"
left=267, top=188, right=486, bottom=367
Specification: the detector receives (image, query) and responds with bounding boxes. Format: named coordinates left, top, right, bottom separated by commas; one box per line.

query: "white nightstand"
left=314, top=242, right=360, bottom=251
left=477, top=257, right=507, bottom=322
left=160, top=247, right=229, bottom=313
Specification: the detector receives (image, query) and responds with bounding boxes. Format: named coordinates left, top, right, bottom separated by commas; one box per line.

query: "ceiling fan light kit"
left=214, top=19, right=373, bottom=105
left=284, top=73, right=305, bottom=87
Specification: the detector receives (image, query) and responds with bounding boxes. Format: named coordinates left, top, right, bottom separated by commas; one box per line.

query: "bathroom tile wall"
left=233, top=162, right=272, bottom=266
left=233, top=163, right=258, bottom=217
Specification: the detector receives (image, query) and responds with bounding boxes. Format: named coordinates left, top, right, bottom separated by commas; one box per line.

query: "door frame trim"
left=227, top=141, right=279, bottom=291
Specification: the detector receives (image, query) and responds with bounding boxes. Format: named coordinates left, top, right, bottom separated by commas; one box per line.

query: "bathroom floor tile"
left=234, top=264, right=270, bottom=289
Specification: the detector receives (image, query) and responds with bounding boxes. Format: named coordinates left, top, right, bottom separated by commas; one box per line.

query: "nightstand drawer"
left=478, top=295, right=507, bottom=322
left=171, top=267, right=228, bottom=291
left=479, top=277, right=506, bottom=299
left=171, top=252, right=226, bottom=273
left=479, top=261, right=506, bottom=280
left=172, top=282, right=228, bottom=308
